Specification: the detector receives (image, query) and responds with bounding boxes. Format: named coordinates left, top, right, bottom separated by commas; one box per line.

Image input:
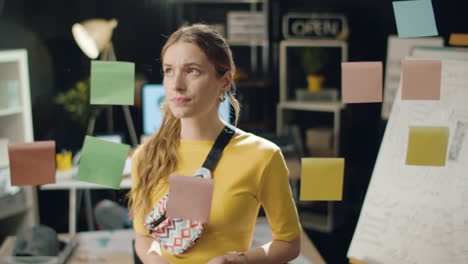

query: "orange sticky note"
left=8, top=141, right=56, bottom=186
left=349, top=257, right=368, bottom=264
left=449, top=33, right=468, bottom=46
left=406, top=126, right=449, bottom=166
left=300, top=158, right=345, bottom=201
left=342, top=62, right=383, bottom=104
left=166, top=175, right=214, bottom=223
left=402, top=60, right=441, bottom=100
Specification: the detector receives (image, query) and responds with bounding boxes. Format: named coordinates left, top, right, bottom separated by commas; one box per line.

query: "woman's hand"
left=206, top=253, right=245, bottom=264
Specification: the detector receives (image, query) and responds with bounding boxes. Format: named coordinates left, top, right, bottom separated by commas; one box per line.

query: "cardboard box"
left=284, top=155, right=301, bottom=181
left=306, top=128, right=334, bottom=157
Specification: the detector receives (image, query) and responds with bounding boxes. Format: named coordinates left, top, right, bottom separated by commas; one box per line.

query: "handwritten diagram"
left=348, top=60, right=468, bottom=264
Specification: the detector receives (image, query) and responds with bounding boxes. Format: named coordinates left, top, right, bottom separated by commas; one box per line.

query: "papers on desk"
left=123, top=157, right=131, bottom=176
left=392, top=0, right=438, bottom=38
left=290, top=255, right=314, bottom=264
left=0, top=168, right=20, bottom=197
left=73, top=230, right=135, bottom=256
left=90, top=60, right=135, bottom=105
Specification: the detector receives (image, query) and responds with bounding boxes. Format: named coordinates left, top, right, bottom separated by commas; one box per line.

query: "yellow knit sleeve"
left=258, top=149, right=301, bottom=241
left=130, top=146, right=149, bottom=236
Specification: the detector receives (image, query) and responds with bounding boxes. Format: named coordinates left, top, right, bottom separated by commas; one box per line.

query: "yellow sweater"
left=131, top=132, right=301, bottom=263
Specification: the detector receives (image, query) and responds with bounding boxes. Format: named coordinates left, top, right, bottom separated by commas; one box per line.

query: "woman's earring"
left=219, top=93, right=226, bottom=103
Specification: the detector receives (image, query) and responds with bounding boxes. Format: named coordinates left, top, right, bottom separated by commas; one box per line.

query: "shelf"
left=0, top=190, right=28, bottom=220
left=236, top=79, right=271, bottom=88
left=227, top=39, right=267, bottom=46
left=238, top=119, right=273, bottom=131
left=0, top=49, right=37, bottom=236
left=170, top=0, right=265, bottom=3
left=0, top=203, right=29, bottom=220
left=0, top=107, right=22, bottom=117
left=280, top=39, right=348, bottom=48
left=300, top=210, right=332, bottom=233
left=278, top=101, right=344, bottom=113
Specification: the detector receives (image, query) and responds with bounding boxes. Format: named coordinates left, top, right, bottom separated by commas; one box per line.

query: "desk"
left=40, top=165, right=132, bottom=235
left=1, top=218, right=326, bottom=264
left=254, top=217, right=326, bottom=264
left=0, top=229, right=135, bottom=264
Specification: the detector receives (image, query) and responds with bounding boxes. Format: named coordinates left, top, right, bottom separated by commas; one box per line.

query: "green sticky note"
left=392, top=0, right=438, bottom=38
left=90, top=60, right=135, bottom=105
left=74, top=136, right=130, bottom=189
left=406, top=126, right=449, bottom=166
left=300, top=158, right=345, bottom=201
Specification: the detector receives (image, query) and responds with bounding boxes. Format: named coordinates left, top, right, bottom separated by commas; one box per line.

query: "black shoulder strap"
left=202, top=125, right=235, bottom=171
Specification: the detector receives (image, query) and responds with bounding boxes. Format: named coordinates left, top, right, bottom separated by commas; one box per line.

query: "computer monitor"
left=142, top=84, right=231, bottom=135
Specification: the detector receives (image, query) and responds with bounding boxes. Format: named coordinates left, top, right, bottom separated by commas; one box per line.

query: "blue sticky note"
left=392, top=0, right=438, bottom=38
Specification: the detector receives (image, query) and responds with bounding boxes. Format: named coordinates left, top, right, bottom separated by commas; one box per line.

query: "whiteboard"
left=381, top=35, right=443, bottom=120
left=347, top=59, right=468, bottom=264
left=411, top=46, right=468, bottom=60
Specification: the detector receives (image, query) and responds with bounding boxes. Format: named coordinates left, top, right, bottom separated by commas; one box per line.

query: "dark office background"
left=1, top=0, right=467, bottom=263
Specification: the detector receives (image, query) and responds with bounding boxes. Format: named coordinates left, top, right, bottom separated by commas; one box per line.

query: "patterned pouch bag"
left=144, top=125, right=234, bottom=255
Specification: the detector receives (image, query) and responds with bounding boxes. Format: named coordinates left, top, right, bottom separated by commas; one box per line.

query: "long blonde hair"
left=128, top=24, right=241, bottom=219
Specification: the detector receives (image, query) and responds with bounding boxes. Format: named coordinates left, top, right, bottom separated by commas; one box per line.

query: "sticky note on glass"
left=8, top=141, right=56, bottom=186
left=449, top=33, right=468, bottom=46
left=74, top=136, right=130, bottom=189
left=406, top=126, right=449, bottom=166
left=300, top=158, right=345, bottom=201
left=342, top=62, right=382, bottom=103
left=402, top=60, right=441, bottom=100
left=392, top=0, right=438, bottom=38
left=90, top=60, right=135, bottom=105
left=166, top=175, right=214, bottom=223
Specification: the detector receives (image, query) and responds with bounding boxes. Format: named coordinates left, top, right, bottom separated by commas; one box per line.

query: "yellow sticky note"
left=300, top=158, right=344, bottom=201
left=449, top=33, right=468, bottom=46
left=406, top=126, right=449, bottom=166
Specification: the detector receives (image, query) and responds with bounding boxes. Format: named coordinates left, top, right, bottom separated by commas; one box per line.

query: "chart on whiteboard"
left=348, top=60, right=468, bottom=264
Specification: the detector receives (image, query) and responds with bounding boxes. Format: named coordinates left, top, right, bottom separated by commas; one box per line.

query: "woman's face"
left=162, top=41, right=229, bottom=120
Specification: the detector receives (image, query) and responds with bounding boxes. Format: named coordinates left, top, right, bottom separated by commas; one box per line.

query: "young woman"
left=128, top=24, right=301, bottom=264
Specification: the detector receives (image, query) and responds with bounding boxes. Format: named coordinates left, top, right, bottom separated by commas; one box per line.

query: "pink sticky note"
left=342, top=62, right=383, bottom=103
left=402, top=60, right=441, bottom=100
left=8, top=141, right=56, bottom=186
left=166, top=175, right=214, bottom=223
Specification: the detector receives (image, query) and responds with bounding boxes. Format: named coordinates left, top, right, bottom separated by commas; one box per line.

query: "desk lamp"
left=72, top=19, right=117, bottom=60
left=72, top=18, right=138, bottom=146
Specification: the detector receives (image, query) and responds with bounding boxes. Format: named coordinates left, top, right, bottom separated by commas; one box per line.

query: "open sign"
left=283, top=13, right=349, bottom=40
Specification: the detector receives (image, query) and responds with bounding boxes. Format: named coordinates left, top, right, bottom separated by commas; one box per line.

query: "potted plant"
left=55, top=78, right=106, bottom=136
left=302, top=48, right=328, bottom=92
